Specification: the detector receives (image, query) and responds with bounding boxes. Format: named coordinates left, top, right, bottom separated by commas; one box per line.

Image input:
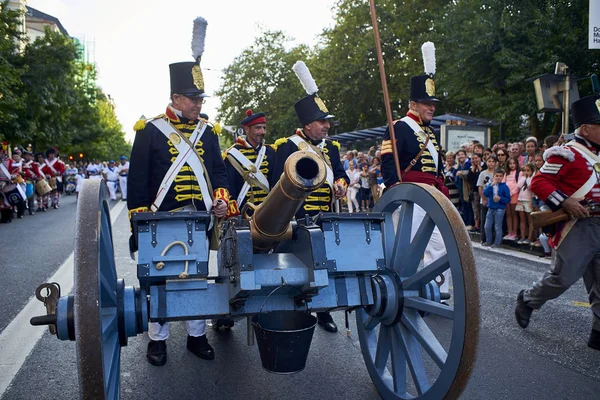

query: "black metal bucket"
left=252, top=310, right=317, bottom=374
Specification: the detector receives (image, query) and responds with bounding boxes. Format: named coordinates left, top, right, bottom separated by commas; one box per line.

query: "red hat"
left=241, top=109, right=266, bottom=127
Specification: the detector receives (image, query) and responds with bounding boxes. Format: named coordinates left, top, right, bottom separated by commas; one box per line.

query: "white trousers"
left=347, top=187, right=359, bottom=213
left=148, top=320, right=206, bottom=341
left=119, top=176, right=127, bottom=200
left=393, top=204, right=450, bottom=293
left=106, top=180, right=118, bottom=200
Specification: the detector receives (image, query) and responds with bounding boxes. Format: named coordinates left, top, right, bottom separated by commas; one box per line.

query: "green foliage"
left=0, top=2, right=26, bottom=140
left=215, top=30, right=312, bottom=141
left=215, top=0, right=598, bottom=146
left=0, top=5, right=129, bottom=161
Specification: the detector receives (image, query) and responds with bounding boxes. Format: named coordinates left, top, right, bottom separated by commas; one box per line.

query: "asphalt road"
left=0, top=194, right=599, bottom=400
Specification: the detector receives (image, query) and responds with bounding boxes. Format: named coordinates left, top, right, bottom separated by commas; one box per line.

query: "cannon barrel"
left=249, top=150, right=326, bottom=250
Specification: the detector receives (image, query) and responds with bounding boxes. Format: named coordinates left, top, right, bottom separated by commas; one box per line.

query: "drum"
left=49, top=177, right=57, bottom=190
left=2, top=184, right=23, bottom=206
left=36, top=179, right=52, bottom=196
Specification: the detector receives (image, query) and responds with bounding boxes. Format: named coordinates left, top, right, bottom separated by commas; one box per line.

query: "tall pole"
left=562, top=73, right=570, bottom=135
left=368, top=0, right=402, bottom=182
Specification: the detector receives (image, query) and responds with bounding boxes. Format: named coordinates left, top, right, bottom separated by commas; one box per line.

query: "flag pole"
left=368, top=0, right=402, bottom=182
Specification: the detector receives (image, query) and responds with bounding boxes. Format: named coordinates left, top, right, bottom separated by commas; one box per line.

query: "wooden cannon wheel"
left=358, top=183, right=480, bottom=400
left=73, top=179, right=122, bottom=399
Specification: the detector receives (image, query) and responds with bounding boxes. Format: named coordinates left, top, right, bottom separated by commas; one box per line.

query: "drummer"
left=41, top=148, right=66, bottom=209
left=0, top=148, right=14, bottom=222
left=10, top=148, right=27, bottom=219
left=34, top=152, right=50, bottom=212
left=22, top=150, right=42, bottom=215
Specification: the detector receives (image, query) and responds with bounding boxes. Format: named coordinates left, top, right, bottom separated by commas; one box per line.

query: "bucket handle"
left=255, top=277, right=307, bottom=325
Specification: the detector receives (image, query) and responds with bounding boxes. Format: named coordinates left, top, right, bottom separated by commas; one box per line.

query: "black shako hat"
left=410, top=75, right=440, bottom=103
left=169, top=62, right=208, bottom=98
left=294, top=94, right=335, bottom=126
left=572, top=94, right=600, bottom=128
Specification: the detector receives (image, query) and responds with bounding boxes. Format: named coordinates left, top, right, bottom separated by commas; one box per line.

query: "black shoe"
left=36, top=207, right=42, bottom=212
left=317, top=312, right=338, bottom=333
left=515, top=290, right=534, bottom=329
left=186, top=335, right=214, bottom=360
left=212, top=318, right=234, bottom=329
left=146, top=340, right=167, bottom=366
left=588, top=329, right=600, bottom=351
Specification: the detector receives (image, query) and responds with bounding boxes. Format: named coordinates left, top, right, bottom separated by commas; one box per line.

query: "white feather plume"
left=292, top=61, right=319, bottom=95
left=191, top=17, right=208, bottom=61
left=421, top=41, right=436, bottom=75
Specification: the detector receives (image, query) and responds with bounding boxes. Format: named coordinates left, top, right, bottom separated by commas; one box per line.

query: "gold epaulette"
left=134, top=114, right=165, bottom=132
left=331, top=140, right=340, bottom=150
left=266, top=143, right=277, bottom=150
left=273, top=137, right=288, bottom=149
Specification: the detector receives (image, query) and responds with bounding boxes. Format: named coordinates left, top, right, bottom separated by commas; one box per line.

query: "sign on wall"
left=591, top=0, right=600, bottom=49
left=440, top=125, right=491, bottom=153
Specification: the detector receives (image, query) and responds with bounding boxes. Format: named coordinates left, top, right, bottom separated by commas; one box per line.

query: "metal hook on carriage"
left=155, top=240, right=190, bottom=279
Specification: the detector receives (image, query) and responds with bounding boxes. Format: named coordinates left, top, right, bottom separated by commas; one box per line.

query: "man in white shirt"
left=86, top=159, right=102, bottom=180
left=117, top=155, right=129, bottom=201
left=102, top=160, right=120, bottom=200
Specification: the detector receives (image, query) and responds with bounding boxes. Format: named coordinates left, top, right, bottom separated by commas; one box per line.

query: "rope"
left=155, top=240, right=190, bottom=279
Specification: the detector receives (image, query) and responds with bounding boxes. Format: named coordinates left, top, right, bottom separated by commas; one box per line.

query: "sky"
left=27, top=0, right=338, bottom=143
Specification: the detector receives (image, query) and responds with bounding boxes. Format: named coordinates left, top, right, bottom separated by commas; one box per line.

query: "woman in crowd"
left=522, top=137, right=538, bottom=165
left=359, top=163, right=371, bottom=212
left=443, top=151, right=459, bottom=208
left=467, top=152, right=484, bottom=232
left=455, top=150, right=473, bottom=228
left=503, top=156, right=520, bottom=240
left=496, top=148, right=508, bottom=167
left=478, top=155, right=498, bottom=244
left=346, top=162, right=360, bottom=213
left=369, top=156, right=382, bottom=203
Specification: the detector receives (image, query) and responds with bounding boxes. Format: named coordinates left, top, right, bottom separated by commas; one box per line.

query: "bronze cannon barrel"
left=249, top=151, right=326, bottom=250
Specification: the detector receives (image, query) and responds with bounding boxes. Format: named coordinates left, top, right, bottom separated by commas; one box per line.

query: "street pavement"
left=0, top=194, right=599, bottom=399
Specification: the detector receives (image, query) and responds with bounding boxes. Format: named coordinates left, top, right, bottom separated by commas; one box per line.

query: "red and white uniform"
left=22, top=160, right=43, bottom=181
left=531, top=137, right=600, bottom=247
left=41, top=158, right=66, bottom=178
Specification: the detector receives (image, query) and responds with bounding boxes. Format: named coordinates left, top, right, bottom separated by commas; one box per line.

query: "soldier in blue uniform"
left=380, top=74, right=445, bottom=191
left=128, top=17, right=230, bottom=366
left=381, top=42, right=450, bottom=296
left=223, top=109, right=276, bottom=217
left=272, top=63, right=349, bottom=332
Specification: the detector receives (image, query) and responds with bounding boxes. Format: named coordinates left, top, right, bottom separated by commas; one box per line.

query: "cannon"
left=30, top=150, right=479, bottom=399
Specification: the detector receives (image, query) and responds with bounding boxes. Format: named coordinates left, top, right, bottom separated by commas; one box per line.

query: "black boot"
left=212, top=318, right=234, bottom=330
left=146, top=340, right=167, bottom=366
left=515, top=290, right=534, bottom=329
left=187, top=335, right=214, bottom=360
left=588, top=329, right=600, bottom=351
left=317, top=312, right=338, bottom=333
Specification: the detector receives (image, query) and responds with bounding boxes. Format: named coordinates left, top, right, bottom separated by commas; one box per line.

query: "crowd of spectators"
left=341, top=135, right=561, bottom=259
left=442, top=136, right=560, bottom=258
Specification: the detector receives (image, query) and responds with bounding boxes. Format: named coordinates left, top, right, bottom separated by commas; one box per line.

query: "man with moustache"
left=272, top=61, right=348, bottom=332
left=128, top=16, right=230, bottom=366
left=223, top=109, right=276, bottom=217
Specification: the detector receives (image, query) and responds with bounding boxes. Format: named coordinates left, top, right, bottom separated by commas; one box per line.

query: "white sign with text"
left=590, top=0, right=600, bottom=49
left=441, top=125, right=490, bottom=153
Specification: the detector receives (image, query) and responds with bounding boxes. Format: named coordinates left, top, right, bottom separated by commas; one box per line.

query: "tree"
left=215, top=30, right=312, bottom=140
left=434, top=0, right=599, bottom=140
left=0, top=2, right=26, bottom=142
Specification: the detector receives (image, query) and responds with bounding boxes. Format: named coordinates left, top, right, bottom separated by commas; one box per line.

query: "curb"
left=467, top=231, right=551, bottom=266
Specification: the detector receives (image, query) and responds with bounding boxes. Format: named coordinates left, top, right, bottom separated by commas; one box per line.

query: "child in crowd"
left=503, top=156, right=520, bottom=240
left=482, top=169, right=511, bottom=247
left=516, top=163, right=535, bottom=244
left=530, top=153, right=546, bottom=247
